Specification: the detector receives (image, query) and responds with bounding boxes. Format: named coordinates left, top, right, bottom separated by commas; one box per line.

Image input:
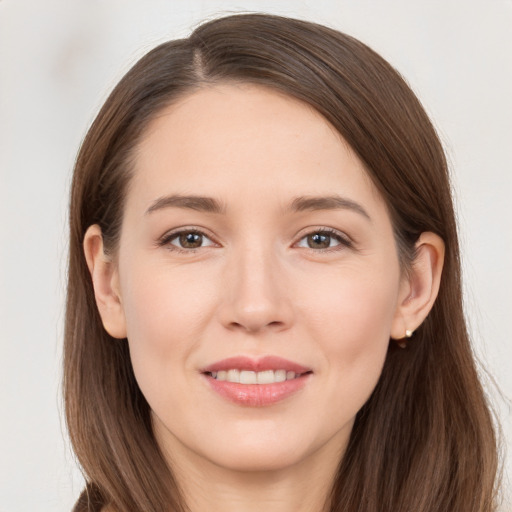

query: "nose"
left=217, top=245, right=294, bottom=334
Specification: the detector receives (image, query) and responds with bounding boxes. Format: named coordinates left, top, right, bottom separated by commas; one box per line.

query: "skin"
left=85, top=83, right=444, bottom=512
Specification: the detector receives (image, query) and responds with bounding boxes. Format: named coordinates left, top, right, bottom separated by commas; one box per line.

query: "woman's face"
left=110, top=83, right=409, bottom=474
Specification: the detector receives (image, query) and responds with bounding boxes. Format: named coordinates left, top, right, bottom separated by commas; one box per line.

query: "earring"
left=397, top=328, right=414, bottom=349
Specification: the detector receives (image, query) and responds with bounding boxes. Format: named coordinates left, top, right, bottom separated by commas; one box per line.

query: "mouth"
left=201, top=356, right=313, bottom=406
left=206, top=369, right=308, bottom=384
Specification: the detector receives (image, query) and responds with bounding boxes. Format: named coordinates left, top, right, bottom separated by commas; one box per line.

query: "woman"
left=64, top=13, right=499, bottom=512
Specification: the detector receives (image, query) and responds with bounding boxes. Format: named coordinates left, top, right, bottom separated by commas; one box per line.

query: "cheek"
left=118, top=259, right=218, bottom=389
left=303, top=262, right=400, bottom=344
left=301, top=265, right=399, bottom=405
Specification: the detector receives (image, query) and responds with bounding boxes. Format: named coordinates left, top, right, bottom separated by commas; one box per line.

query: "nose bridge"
left=219, top=237, right=292, bottom=332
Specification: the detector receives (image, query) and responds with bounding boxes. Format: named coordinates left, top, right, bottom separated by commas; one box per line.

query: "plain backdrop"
left=0, top=1, right=511, bottom=511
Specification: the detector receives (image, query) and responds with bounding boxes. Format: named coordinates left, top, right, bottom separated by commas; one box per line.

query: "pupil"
left=180, top=232, right=202, bottom=248
left=309, top=233, right=330, bottom=248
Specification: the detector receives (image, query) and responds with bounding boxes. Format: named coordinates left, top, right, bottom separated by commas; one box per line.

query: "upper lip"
left=201, top=355, right=311, bottom=374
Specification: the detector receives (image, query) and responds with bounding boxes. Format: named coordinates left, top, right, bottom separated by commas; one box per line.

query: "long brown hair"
left=64, top=13, right=499, bottom=512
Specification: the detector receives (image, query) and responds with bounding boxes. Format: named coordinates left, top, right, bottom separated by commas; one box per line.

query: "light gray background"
left=1, top=1, right=510, bottom=511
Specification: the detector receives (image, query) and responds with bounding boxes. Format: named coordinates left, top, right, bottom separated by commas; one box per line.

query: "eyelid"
left=293, top=227, right=353, bottom=251
left=157, top=226, right=219, bottom=252
left=156, top=225, right=353, bottom=253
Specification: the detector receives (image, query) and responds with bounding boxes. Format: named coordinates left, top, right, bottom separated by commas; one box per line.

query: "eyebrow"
left=289, top=195, right=371, bottom=221
left=146, top=194, right=226, bottom=215
left=145, top=193, right=370, bottom=221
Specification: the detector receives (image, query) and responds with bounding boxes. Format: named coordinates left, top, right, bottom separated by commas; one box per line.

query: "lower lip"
left=203, top=374, right=311, bottom=407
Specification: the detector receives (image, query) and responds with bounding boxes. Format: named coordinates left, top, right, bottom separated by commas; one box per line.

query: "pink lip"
left=201, top=355, right=311, bottom=374
left=201, top=356, right=312, bottom=407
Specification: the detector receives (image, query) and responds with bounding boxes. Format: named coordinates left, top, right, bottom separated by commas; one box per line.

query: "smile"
left=201, top=356, right=312, bottom=406
left=207, top=369, right=303, bottom=384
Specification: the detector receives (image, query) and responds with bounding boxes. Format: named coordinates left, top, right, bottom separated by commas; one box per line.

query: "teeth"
left=275, top=369, right=286, bottom=382
left=240, top=370, right=257, bottom=384
left=257, top=370, right=274, bottom=384
left=227, top=369, right=240, bottom=382
left=211, top=369, right=300, bottom=384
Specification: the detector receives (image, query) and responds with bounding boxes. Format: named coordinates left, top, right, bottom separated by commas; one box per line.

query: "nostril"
left=228, top=319, right=286, bottom=333
left=217, top=285, right=294, bottom=333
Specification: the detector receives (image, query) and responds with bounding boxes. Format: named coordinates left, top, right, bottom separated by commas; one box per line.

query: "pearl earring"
left=397, top=328, right=414, bottom=349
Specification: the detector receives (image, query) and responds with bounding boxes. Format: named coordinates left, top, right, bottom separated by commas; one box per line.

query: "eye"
left=160, top=229, right=216, bottom=251
left=296, top=229, right=351, bottom=250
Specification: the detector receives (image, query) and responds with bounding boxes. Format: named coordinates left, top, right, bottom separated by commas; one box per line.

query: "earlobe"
left=390, top=232, right=445, bottom=341
left=83, top=225, right=127, bottom=339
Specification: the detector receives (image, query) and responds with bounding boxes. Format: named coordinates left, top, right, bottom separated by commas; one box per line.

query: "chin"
left=194, top=419, right=349, bottom=475
left=205, top=442, right=311, bottom=474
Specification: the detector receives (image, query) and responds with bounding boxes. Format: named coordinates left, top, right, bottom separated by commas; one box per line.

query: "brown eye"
left=161, top=230, right=215, bottom=251
left=296, top=229, right=351, bottom=251
left=307, top=233, right=332, bottom=249
left=179, top=232, right=203, bottom=248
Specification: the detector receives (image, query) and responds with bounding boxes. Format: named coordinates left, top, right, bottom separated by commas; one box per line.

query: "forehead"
left=130, top=83, right=383, bottom=213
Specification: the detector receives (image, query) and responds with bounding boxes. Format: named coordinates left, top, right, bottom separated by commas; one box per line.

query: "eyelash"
left=157, top=228, right=216, bottom=253
left=295, top=228, right=353, bottom=252
left=157, top=227, right=353, bottom=253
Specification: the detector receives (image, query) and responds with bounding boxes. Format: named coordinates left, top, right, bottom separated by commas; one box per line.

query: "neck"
left=162, top=437, right=343, bottom=512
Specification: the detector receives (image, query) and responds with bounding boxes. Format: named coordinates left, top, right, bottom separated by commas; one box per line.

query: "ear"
left=390, top=232, right=445, bottom=340
left=83, top=224, right=127, bottom=339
